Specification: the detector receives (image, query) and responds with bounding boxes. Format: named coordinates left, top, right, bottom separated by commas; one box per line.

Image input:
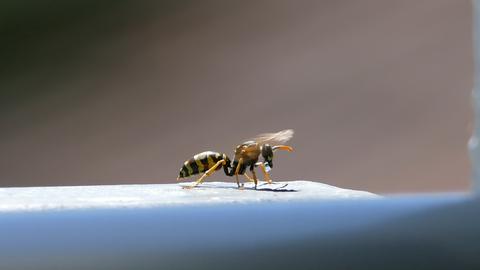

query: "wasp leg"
left=234, top=158, right=244, bottom=188
left=183, top=159, right=226, bottom=189
left=250, top=168, right=258, bottom=189
left=254, top=162, right=273, bottom=184
left=243, top=173, right=255, bottom=182
left=259, top=163, right=273, bottom=184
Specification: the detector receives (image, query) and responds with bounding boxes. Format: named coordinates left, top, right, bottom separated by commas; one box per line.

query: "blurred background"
left=0, top=0, right=473, bottom=193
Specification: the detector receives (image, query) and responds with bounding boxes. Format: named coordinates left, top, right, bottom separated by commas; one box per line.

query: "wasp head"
left=263, top=144, right=294, bottom=169
left=261, top=144, right=274, bottom=168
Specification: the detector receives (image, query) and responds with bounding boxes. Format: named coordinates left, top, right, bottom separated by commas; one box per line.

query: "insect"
left=177, top=129, right=294, bottom=189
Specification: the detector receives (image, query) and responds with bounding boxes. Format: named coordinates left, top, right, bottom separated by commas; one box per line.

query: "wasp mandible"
left=177, top=129, right=294, bottom=189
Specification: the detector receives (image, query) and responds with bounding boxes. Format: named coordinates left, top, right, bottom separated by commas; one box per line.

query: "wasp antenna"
left=272, top=145, right=293, bottom=152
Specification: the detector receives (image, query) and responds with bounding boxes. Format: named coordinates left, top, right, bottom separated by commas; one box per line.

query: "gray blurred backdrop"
left=0, top=0, right=473, bottom=193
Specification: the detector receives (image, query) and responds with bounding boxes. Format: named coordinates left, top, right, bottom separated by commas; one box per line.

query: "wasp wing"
left=250, top=129, right=294, bottom=145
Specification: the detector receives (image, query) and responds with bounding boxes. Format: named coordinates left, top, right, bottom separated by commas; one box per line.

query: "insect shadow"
left=181, top=183, right=298, bottom=193
left=254, top=187, right=298, bottom=193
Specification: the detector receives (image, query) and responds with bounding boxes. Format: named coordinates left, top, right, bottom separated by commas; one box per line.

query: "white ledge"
left=0, top=183, right=472, bottom=270
left=0, top=180, right=378, bottom=212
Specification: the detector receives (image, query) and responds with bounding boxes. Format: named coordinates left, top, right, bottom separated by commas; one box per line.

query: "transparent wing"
left=250, top=129, right=294, bottom=145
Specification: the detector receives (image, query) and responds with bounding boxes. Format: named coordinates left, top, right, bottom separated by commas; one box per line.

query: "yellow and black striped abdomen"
left=178, top=151, right=224, bottom=179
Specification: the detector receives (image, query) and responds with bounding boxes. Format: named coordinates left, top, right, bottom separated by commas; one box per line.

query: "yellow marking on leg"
left=244, top=173, right=255, bottom=182
left=259, top=163, right=273, bottom=184
left=183, top=159, right=226, bottom=189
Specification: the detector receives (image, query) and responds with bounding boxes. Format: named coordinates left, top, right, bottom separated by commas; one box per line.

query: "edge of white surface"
left=0, top=180, right=379, bottom=212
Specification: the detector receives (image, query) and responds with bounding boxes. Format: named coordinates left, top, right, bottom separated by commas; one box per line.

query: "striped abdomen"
left=178, top=151, right=227, bottom=179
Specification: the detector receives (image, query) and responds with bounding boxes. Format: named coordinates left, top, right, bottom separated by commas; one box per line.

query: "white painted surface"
left=0, top=181, right=378, bottom=212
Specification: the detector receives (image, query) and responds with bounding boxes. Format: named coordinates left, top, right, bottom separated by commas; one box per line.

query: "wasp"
left=177, top=129, right=294, bottom=189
